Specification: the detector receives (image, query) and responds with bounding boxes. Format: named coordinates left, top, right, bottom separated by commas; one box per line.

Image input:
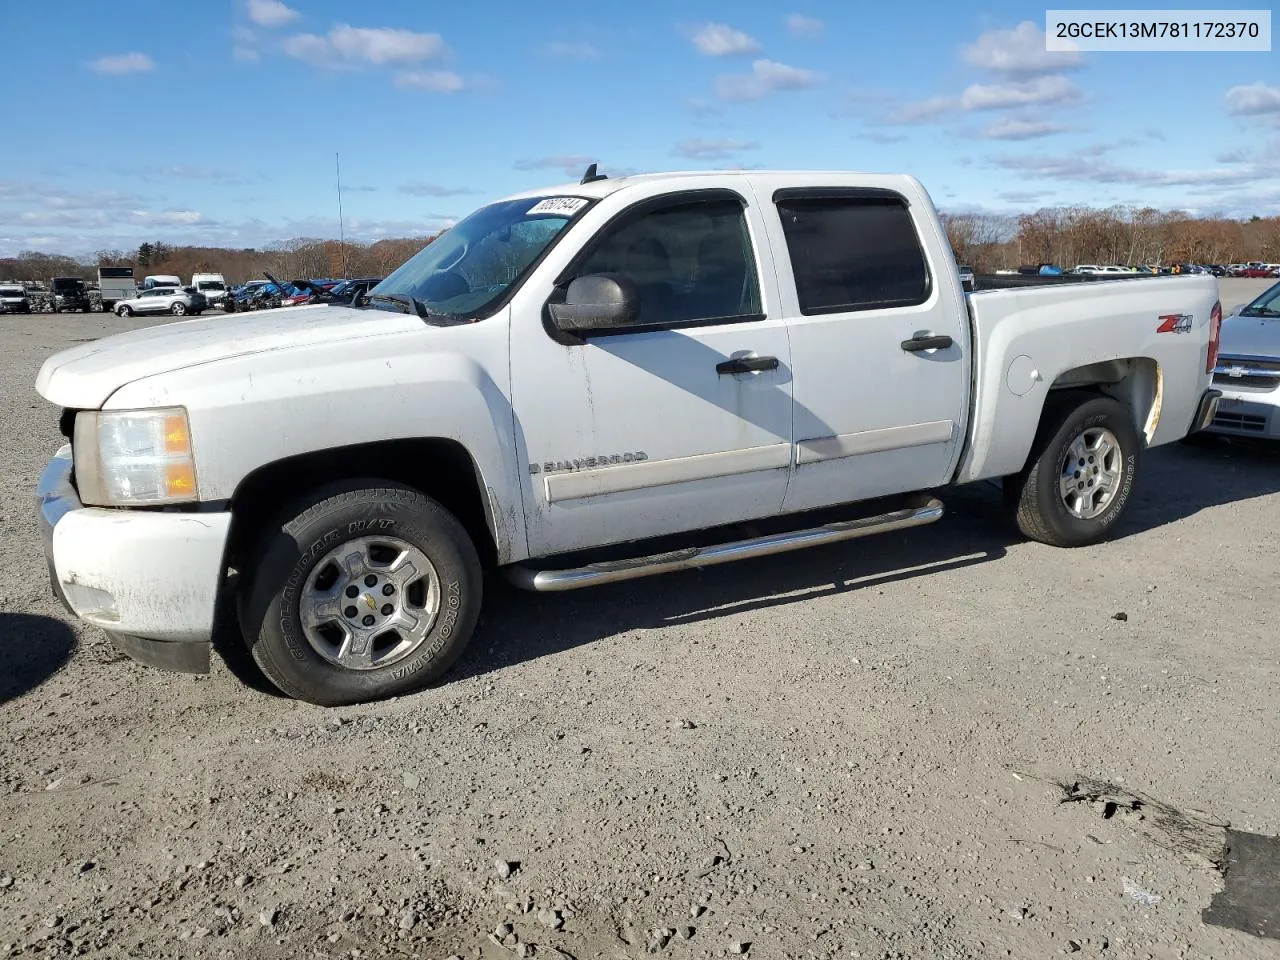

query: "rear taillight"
left=1207, top=300, right=1222, bottom=374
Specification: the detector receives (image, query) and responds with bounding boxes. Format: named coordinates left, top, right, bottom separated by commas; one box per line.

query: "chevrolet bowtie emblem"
left=363, top=594, right=377, bottom=611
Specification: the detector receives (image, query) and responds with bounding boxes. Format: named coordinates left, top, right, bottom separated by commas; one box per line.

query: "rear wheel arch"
left=1047, top=356, right=1161, bottom=445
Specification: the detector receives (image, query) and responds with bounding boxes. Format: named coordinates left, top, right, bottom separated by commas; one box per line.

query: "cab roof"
left=494, top=169, right=900, bottom=204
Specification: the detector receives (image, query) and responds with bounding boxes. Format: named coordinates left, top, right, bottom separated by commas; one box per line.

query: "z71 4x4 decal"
left=1156, top=313, right=1193, bottom=334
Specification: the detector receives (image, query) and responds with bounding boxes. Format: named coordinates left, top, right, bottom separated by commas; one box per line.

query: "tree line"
left=0, top=235, right=441, bottom=285
left=942, top=208, right=1280, bottom=274
left=3, top=206, right=1279, bottom=285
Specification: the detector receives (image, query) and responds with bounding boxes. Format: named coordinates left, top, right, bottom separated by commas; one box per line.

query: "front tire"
left=1012, top=394, right=1140, bottom=547
left=239, top=483, right=483, bottom=706
left=171, top=302, right=187, bottom=316
left=116, top=305, right=133, bottom=317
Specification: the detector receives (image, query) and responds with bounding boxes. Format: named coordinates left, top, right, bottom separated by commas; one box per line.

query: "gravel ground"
left=2, top=279, right=1278, bottom=959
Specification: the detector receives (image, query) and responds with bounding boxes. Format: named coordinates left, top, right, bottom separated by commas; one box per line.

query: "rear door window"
left=774, top=194, right=930, bottom=314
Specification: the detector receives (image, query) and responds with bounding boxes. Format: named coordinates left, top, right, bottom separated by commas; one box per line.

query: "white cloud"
left=394, top=70, right=464, bottom=92
left=671, top=138, right=759, bottom=160
left=978, top=118, right=1070, bottom=140
left=398, top=182, right=478, bottom=197
left=281, top=33, right=329, bottom=63
left=513, top=155, right=598, bottom=177
left=284, top=24, right=449, bottom=67
left=234, top=45, right=261, bottom=62
left=690, top=23, right=762, bottom=57
left=1224, top=82, right=1280, bottom=116
left=715, top=59, right=819, bottom=102
left=877, top=96, right=956, bottom=125
left=246, top=0, right=300, bottom=28
left=543, top=41, right=602, bottom=60
left=959, top=74, right=1081, bottom=110
left=786, top=14, right=824, bottom=38
left=87, top=52, right=155, bottom=75
left=962, top=21, right=1081, bottom=76
left=993, top=153, right=1269, bottom=188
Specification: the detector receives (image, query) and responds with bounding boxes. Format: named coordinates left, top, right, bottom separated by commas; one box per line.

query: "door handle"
left=900, top=334, right=953, bottom=352
left=716, top=355, right=779, bottom=375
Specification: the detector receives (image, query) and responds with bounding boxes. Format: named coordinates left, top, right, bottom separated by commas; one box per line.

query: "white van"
left=142, top=275, right=182, bottom=290
left=191, top=273, right=228, bottom=308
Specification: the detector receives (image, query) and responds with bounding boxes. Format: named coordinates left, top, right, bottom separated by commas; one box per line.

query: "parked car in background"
left=1239, top=265, right=1276, bottom=278
left=323, top=277, right=383, bottom=306
left=0, top=284, right=31, bottom=314
left=51, top=277, right=92, bottom=312
left=191, top=273, right=228, bottom=309
left=1207, top=280, right=1280, bottom=439
left=1072, top=265, right=1102, bottom=275
left=957, top=265, right=974, bottom=291
left=114, top=286, right=207, bottom=317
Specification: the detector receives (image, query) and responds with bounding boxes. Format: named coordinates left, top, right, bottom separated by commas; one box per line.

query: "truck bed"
left=954, top=274, right=1219, bottom=484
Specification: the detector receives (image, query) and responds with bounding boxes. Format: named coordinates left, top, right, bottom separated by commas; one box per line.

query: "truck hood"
left=1219, top=313, right=1280, bottom=360
left=36, top=305, right=422, bottom=409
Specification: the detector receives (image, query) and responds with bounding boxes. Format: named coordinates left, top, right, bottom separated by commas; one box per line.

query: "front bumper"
left=1205, top=389, right=1280, bottom=439
left=37, top=444, right=231, bottom=673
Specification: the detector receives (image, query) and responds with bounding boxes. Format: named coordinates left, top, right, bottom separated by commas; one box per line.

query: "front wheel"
left=170, top=302, right=187, bottom=316
left=115, top=305, right=132, bottom=317
left=1011, top=394, right=1140, bottom=547
left=239, top=483, right=483, bottom=706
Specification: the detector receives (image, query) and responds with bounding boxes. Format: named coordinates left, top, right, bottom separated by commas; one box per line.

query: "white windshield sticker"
left=527, top=197, right=588, bottom=217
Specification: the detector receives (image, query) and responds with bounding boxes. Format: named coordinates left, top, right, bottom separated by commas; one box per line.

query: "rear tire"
left=238, top=482, right=483, bottom=706
left=1012, top=393, right=1140, bottom=547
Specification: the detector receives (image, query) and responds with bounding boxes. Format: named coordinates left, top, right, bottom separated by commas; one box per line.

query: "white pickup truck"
left=35, top=169, right=1223, bottom=706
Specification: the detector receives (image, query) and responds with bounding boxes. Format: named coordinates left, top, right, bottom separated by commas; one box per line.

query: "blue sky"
left=1, top=0, right=1277, bottom=256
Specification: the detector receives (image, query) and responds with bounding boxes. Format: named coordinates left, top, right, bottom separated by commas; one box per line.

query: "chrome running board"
left=506, top=496, right=945, bottom=592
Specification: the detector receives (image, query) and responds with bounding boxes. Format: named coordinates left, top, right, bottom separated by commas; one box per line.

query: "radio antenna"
left=335, top=151, right=349, bottom=278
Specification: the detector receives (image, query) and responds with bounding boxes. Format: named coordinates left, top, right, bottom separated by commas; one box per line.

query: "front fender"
left=104, top=324, right=526, bottom=562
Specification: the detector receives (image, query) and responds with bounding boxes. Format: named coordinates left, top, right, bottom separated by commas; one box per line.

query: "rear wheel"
left=1011, top=394, right=1140, bottom=547
left=238, top=483, right=483, bottom=706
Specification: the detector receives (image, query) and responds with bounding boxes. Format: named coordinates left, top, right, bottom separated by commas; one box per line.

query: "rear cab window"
left=772, top=189, right=931, bottom=314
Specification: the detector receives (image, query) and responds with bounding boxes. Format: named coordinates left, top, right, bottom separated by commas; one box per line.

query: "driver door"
left=509, top=187, right=795, bottom=557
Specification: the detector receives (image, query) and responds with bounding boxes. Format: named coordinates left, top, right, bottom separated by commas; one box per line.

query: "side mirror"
left=547, top=274, right=640, bottom=333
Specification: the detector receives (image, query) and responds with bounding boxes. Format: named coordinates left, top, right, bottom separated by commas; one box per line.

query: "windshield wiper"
left=364, top=292, right=464, bottom=325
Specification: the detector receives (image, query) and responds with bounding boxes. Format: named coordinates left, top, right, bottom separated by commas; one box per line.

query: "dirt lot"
left=2, top=280, right=1278, bottom=959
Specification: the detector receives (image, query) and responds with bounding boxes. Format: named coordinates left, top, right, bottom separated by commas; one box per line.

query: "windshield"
left=0, top=287, right=23, bottom=297
left=1241, top=281, right=1280, bottom=317
left=51, top=278, right=84, bottom=292
left=368, top=195, right=591, bottom=319
left=197, top=281, right=225, bottom=291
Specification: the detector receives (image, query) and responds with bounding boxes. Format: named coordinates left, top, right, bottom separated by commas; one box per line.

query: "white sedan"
left=1208, top=280, right=1280, bottom=439
left=114, top=287, right=207, bottom=318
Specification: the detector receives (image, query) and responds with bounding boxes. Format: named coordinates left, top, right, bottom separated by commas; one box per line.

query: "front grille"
left=1213, top=372, right=1280, bottom=389
left=1213, top=357, right=1280, bottom=391
left=1212, top=411, right=1268, bottom=432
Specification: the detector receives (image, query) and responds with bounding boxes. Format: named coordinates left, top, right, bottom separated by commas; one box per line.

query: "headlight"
left=73, top=407, right=198, bottom=506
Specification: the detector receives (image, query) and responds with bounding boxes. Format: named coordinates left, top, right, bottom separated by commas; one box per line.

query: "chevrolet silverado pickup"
left=35, top=169, right=1223, bottom=706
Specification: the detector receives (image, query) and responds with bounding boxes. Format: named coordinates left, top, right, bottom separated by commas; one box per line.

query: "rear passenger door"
left=756, top=182, right=970, bottom=514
